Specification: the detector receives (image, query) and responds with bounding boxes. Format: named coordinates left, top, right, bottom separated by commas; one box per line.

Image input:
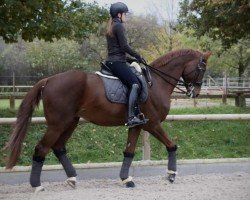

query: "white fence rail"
left=1, top=114, right=250, bottom=125
left=205, top=76, right=250, bottom=88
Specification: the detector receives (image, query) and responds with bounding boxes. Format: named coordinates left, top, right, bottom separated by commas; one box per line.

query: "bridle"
left=142, top=57, right=207, bottom=97
left=182, top=57, right=207, bottom=97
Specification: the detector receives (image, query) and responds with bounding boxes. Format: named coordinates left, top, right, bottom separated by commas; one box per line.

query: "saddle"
left=95, top=62, right=148, bottom=104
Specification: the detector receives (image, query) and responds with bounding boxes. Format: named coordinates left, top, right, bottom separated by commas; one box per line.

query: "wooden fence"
left=1, top=114, right=250, bottom=160
left=1, top=84, right=250, bottom=109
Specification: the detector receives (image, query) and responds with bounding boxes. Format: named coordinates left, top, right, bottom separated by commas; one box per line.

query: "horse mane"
left=150, top=49, right=202, bottom=68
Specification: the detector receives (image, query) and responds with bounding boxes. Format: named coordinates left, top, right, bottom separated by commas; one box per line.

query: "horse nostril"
left=196, top=94, right=199, bottom=98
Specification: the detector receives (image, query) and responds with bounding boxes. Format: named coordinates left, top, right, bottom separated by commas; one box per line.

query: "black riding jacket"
left=106, top=18, right=140, bottom=62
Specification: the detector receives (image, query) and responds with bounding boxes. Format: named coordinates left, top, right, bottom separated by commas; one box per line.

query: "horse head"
left=182, top=51, right=212, bottom=98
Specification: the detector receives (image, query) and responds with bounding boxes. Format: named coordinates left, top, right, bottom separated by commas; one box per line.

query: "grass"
left=152, top=120, right=250, bottom=160
left=0, top=105, right=249, bottom=167
left=0, top=99, right=22, bottom=109
left=169, top=105, right=250, bottom=114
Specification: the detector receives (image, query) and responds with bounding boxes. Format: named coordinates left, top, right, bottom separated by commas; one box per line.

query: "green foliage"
left=79, top=15, right=161, bottom=67
left=0, top=0, right=109, bottom=43
left=177, top=0, right=250, bottom=77
left=151, top=120, right=250, bottom=160
left=0, top=38, right=28, bottom=76
left=25, top=38, right=88, bottom=76
left=178, top=0, right=250, bottom=48
left=0, top=37, right=99, bottom=81
left=0, top=7, right=248, bottom=79
left=79, top=32, right=107, bottom=68
left=0, top=105, right=249, bottom=166
left=169, top=105, right=250, bottom=115
left=217, top=42, right=250, bottom=77
left=146, top=26, right=248, bottom=77
left=0, top=99, right=44, bottom=117
left=0, top=108, right=17, bottom=117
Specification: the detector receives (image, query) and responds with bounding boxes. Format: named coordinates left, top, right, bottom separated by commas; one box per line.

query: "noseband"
left=183, top=58, right=207, bottom=97
left=143, top=57, right=207, bottom=97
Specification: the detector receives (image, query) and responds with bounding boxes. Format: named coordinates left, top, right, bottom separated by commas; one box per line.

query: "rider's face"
left=118, top=13, right=126, bottom=22
left=121, top=13, right=126, bottom=22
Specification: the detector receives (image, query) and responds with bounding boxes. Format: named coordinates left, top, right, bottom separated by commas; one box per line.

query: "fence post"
left=193, top=99, right=197, bottom=107
left=222, top=73, right=227, bottom=104
left=142, top=131, right=151, bottom=160
left=235, top=92, right=246, bottom=107
left=10, top=71, right=16, bottom=110
left=9, top=96, right=15, bottom=110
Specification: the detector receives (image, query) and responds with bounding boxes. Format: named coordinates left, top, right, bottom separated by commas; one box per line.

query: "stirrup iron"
left=125, top=116, right=147, bottom=128
left=138, top=113, right=149, bottom=122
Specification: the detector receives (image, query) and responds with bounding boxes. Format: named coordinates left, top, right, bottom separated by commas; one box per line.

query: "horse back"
left=42, top=70, right=127, bottom=126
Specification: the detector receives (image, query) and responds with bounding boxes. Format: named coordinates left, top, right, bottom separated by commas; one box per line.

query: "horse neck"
left=151, top=56, right=189, bottom=94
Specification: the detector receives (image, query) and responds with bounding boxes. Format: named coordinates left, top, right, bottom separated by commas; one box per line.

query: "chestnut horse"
left=5, top=49, right=211, bottom=191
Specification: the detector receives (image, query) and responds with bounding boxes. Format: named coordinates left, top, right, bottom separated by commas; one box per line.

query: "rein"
left=145, top=63, right=187, bottom=94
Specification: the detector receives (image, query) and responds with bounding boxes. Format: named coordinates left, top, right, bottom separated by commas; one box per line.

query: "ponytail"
left=106, top=18, right=113, bottom=37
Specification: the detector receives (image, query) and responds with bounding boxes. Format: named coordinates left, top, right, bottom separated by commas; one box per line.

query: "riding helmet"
left=110, top=2, right=129, bottom=18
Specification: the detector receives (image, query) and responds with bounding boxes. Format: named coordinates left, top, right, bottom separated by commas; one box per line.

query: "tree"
left=0, top=37, right=91, bottom=84
left=178, top=0, right=250, bottom=77
left=0, top=0, right=109, bottom=43
left=25, top=38, right=87, bottom=76
left=126, top=15, right=161, bottom=60
left=220, top=42, right=250, bottom=77
left=0, top=38, right=30, bottom=84
left=178, top=0, right=250, bottom=48
left=79, top=22, right=107, bottom=69
left=79, top=15, right=162, bottom=66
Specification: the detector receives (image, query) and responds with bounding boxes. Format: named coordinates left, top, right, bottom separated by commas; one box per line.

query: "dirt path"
left=1, top=172, right=249, bottom=200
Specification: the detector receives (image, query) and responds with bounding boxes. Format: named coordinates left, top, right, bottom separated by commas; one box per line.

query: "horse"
left=5, top=49, right=211, bottom=192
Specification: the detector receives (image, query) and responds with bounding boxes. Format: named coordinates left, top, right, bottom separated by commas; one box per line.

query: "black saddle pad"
left=96, top=67, right=148, bottom=104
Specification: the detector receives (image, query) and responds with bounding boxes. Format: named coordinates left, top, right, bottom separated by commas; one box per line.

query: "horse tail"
left=5, top=78, right=47, bottom=169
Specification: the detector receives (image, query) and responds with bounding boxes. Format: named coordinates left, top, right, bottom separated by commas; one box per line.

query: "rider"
left=105, top=2, right=148, bottom=128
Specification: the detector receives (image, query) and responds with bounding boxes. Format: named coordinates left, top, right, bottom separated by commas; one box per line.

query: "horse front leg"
left=120, top=126, right=141, bottom=188
left=146, top=123, right=178, bottom=183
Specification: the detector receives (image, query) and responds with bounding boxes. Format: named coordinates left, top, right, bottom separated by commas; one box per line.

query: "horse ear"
left=203, top=51, right=212, bottom=60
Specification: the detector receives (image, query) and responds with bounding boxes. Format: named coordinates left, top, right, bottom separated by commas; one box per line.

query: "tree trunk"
left=238, top=45, right=245, bottom=78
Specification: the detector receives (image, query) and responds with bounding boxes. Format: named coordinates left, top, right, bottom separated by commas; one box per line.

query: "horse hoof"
left=126, top=181, right=135, bottom=188
left=122, top=176, right=135, bottom=188
left=34, top=186, right=45, bottom=193
left=168, top=174, right=176, bottom=183
left=66, top=177, right=77, bottom=188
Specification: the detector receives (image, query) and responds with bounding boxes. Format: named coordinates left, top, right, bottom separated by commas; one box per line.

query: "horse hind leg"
left=30, top=148, right=46, bottom=193
left=52, top=117, right=79, bottom=188
left=30, top=129, right=57, bottom=192
left=30, top=127, right=62, bottom=192
left=53, top=148, right=77, bottom=188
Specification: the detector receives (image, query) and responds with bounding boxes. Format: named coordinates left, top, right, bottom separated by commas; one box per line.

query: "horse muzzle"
left=186, top=87, right=199, bottom=98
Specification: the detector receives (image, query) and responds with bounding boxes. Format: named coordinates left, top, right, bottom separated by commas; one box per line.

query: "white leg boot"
left=66, top=177, right=77, bottom=188
left=34, top=185, right=45, bottom=193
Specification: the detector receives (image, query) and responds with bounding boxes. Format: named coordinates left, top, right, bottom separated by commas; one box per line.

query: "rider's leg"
left=126, top=83, right=147, bottom=127
left=105, top=61, right=147, bottom=127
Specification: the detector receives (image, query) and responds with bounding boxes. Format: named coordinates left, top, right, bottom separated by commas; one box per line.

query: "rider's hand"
left=136, top=55, right=146, bottom=64
left=126, top=57, right=137, bottom=64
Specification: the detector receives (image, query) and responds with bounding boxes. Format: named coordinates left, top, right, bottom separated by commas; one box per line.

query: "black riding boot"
left=126, top=84, right=148, bottom=128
